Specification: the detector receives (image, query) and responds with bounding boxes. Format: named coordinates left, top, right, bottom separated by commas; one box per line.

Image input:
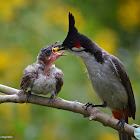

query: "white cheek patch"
left=72, top=47, right=85, bottom=52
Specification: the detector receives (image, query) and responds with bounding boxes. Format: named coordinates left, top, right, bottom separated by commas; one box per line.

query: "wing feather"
left=20, top=65, right=38, bottom=91
left=55, top=72, right=63, bottom=96
left=109, top=56, right=136, bottom=119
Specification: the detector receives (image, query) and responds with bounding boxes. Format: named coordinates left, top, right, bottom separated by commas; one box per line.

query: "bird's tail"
left=118, top=117, right=131, bottom=140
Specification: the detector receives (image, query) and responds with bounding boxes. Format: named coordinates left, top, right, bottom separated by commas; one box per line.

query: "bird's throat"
left=43, top=63, right=53, bottom=76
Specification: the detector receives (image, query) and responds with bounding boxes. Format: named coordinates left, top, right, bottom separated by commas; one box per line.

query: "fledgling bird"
left=55, top=13, right=136, bottom=140
left=20, top=41, right=65, bottom=101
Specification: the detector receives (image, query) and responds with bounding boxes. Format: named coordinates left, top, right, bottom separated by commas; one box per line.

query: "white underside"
left=69, top=50, right=128, bottom=110
left=31, top=65, right=63, bottom=95
left=32, top=74, right=56, bottom=95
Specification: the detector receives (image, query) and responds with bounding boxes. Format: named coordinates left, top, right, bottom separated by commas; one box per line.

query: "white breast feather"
left=32, top=65, right=63, bottom=95
left=74, top=50, right=128, bottom=110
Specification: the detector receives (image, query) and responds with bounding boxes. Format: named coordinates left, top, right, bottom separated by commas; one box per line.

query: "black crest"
left=68, top=12, right=78, bottom=35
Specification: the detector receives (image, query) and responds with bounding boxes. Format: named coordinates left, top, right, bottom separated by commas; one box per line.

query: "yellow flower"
left=0, top=50, right=9, bottom=72
left=40, top=123, right=58, bottom=140
left=16, top=104, right=31, bottom=123
left=94, top=29, right=118, bottom=54
left=0, top=104, right=13, bottom=121
left=118, top=0, right=140, bottom=30
left=12, top=0, right=30, bottom=8
left=0, top=104, right=14, bottom=130
left=0, top=46, right=32, bottom=86
left=98, top=132, right=118, bottom=140
left=0, top=1, right=14, bottom=21
left=0, top=0, right=30, bottom=21
left=44, top=4, right=85, bottom=31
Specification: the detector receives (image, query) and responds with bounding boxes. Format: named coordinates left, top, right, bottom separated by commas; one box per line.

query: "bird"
left=55, top=13, right=136, bottom=140
left=20, top=41, right=65, bottom=102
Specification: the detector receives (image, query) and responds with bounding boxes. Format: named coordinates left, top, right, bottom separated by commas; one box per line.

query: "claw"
left=85, top=102, right=107, bottom=110
left=117, top=117, right=125, bottom=130
left=49, top=94, right=55, bottom=105
left=117, top=108, right=126, bottom=130
left=25, top=90, right=31, bottom=103
left=85, top=102, right=96, bottom=110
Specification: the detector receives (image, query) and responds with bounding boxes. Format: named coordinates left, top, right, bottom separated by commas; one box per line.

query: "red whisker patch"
left=74, top=41, right=82, bottom=48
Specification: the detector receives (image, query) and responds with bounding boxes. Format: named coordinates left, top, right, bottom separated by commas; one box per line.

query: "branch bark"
left=0, top=84, right=136, bottom=139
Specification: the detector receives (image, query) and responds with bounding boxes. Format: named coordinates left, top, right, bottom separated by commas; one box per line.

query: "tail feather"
left=118, top=117, right=131, bottom=140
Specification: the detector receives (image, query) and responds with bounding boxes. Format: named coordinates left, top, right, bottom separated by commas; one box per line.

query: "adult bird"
left=55, top=13, right=136, bottom=140
left=20, top=41, right=65, bottom=102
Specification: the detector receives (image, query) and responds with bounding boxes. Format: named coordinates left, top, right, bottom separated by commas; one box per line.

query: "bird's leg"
left=85, top=101, right=107, bottom=110
left=117, top=108, right=126, bottom=130
left=49, top=92, right=55, bottom=105
left=25, top=89, right=32, bottom=103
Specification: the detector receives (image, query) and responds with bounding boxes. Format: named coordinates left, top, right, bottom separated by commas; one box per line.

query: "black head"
left=68, top=12, right=78, bottom=36
left=56, top=13, right=95, bottom=53
left=60, top=13, right=86, bottom=52
left=56, top=13, right=104, bottom=63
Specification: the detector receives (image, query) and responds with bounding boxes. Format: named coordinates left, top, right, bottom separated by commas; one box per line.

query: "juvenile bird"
left=55, top=13, right=136, bottom=140
left=20, top=41, right=65, bottom=102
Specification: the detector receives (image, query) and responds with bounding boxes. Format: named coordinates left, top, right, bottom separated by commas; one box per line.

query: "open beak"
left=43, top=42, right=66, bottom=66
left=52, top=43, right=66, bottom=57
left=53, top=43, right=65, bottom=52
left=53, top=43, right=66, bottom=56
left=45, top=50, right=66, bottom=62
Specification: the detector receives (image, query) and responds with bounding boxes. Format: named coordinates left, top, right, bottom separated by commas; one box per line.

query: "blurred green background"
left=0, top=0, right=140, bottom=140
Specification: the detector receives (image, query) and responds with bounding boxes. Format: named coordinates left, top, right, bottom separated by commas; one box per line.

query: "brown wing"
left=20, top=72, right=37, bottom=91
left=55, top=73, right=63, bottom=96
left=109, top=56, right=136, bottom=119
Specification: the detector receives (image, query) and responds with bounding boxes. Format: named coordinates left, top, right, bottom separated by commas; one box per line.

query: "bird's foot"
left=117, top=118, right=125, bottom=130
left=85, top=102, right=96, bottom=110
left=85, top=102, right=106, bottom=110
left=49, top=94, right=55, bottom=105
left=117, top=108, right=126, bottom=130
left=25, top=90, right=31, bottom=103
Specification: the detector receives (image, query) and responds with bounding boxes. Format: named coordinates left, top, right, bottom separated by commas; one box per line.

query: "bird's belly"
left=88, top=67, right=128, bottom=110
left=32, top=74, right=56, bottom=95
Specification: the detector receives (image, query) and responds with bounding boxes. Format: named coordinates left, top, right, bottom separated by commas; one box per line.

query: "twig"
left=0, top=84, right=136, bottom=139
left=0, top=84, right=19, bottom=95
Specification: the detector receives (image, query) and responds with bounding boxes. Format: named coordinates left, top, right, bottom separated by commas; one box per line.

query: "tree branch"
left=0, top=84, right=136, bottom=139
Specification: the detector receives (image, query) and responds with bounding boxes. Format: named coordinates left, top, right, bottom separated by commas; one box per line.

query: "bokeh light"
left=0, top=0, right=140, bottom=140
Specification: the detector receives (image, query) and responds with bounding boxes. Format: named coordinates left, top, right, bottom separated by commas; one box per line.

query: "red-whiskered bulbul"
left=20, top=41, right=65, bottom=102
left=55, top=13, right=136, bottom=140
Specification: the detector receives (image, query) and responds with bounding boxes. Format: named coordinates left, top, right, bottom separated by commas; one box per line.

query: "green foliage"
left=0, top=0, right=140, bottom=139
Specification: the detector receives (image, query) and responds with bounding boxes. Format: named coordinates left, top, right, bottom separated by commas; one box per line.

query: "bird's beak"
left=45, top=50, right=66, bottom=63
left=52, top=43, right=66, bottom=57
left=53, top=43, right=65, bottom=52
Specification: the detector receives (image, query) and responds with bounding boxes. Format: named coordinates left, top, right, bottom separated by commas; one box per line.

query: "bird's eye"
left=45, top=49, right=52, bottom=56
left=69, top=41, right=73, bottom=46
